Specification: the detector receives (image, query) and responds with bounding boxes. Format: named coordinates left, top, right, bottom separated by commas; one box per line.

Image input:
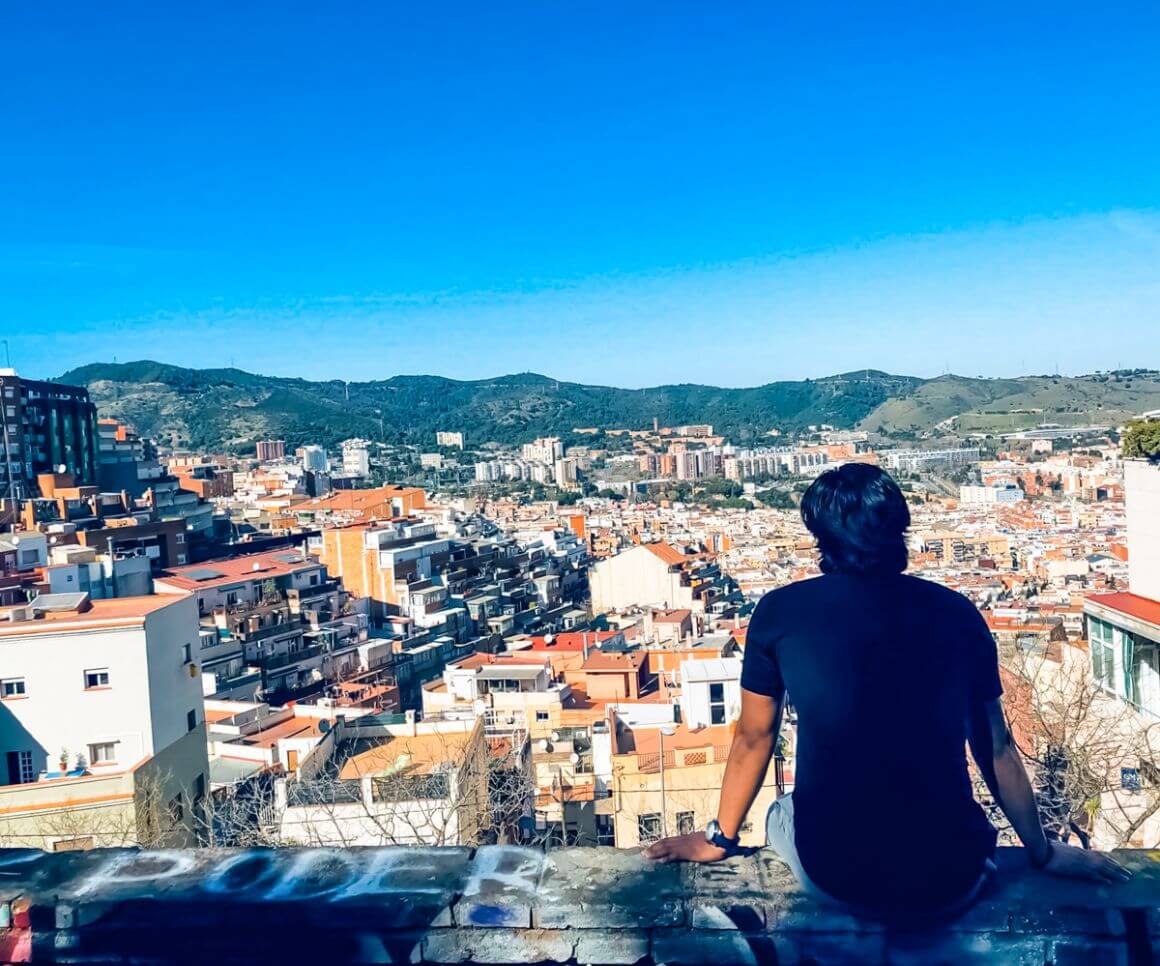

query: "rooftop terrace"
left=0, top=846, right=1157, bottom=963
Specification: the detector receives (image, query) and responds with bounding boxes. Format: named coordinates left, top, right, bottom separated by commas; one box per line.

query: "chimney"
left=582, top=631, right=589, bottom=662
left=404, top=708, right=417, bottom=736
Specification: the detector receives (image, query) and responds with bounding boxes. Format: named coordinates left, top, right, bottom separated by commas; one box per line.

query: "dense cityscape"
left=2, top=365, right=1159, bottom=862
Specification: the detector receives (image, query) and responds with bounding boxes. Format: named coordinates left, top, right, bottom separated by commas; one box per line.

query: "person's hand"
left=1042, top=842, right=1131, bottom=883
left=645, top=832, right=727, bottom=864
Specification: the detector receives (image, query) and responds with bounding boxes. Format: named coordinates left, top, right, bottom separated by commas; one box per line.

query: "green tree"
left=1122, top=420, right=1160, bottom=460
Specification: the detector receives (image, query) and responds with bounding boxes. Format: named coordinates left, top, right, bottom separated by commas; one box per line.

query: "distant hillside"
left=859, top=370, right=1160, bottom=435
left=57, top=362, right=1160, bottom=453
left=58, top=362, right=918, bottom=453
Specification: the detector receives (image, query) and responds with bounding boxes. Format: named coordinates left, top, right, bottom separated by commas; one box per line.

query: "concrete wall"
left=590, top=546, right=688, bottom=614
left=1127, top=459, right=1160, bottom=601
left=0, top=846, right=1157, bottom=963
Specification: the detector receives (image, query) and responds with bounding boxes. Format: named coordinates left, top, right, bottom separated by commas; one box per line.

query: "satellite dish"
left=570, top=752, right=580, bottom=765
left=551, top=731, right=560, bottom=743
left=539, top=739, right=551, bottom=752
left=319, top=719, right=331, bottom=734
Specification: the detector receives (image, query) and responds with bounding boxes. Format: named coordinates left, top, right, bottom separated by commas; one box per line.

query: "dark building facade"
left=0, top=371, right=98, bottom=499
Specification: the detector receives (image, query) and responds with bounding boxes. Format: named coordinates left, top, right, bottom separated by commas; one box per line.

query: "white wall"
left=1126, top=460, right=1160, bottom=601
left=1, top=622, right=155, bottom=778
left=590, top=546, right=687, bottom=613
left=143, top=596, right=207, bottom=751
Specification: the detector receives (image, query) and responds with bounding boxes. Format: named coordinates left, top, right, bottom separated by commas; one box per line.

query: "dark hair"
left=800, top=464, right=910, bottom=575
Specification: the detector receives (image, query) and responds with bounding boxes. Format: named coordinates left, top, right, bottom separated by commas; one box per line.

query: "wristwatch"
left=705, top=819, right=742, bottom=856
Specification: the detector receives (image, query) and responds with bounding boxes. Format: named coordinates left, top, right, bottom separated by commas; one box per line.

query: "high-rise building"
left=0, top=370, right=98, bottom=499
left=341, top=439, right=371, bottom=478
left=299, top=444, right=329, bottom=473
left=255, top=439, right=286, bottom=462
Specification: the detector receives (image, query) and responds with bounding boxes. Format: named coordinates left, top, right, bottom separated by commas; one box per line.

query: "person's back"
left=646, top=462, right=1128, bottom=915
left=743, top=570, right=1000, bottom=914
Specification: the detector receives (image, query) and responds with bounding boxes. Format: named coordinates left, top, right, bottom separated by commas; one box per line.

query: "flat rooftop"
left=337, top=730, right=474, bottom=780
left=0, top=595, right=182, bottom=637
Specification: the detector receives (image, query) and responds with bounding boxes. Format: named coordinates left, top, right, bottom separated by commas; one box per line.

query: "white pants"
left=764, top=793, right=995, bottom=920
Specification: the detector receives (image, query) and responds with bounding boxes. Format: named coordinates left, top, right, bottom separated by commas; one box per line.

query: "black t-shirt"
left=741, top=571, right=1002, bottom=915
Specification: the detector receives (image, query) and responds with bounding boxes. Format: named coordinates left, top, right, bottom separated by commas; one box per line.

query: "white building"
left=0, top=594, right=209, bottom=848
left=436, top=431, right=464, bottom=449
left=883, top=447, right=981, bottom=473
left=300, top=445, right=330, bottom=474
left=959, top=483, right=1025, bottom=506
left=341, top=439, right=371, bottom=479
left=275, top=714, right=488, bottom=846
left=680, top=658, right=743, bottom=728
left=522, top=437, right=564, bottom=464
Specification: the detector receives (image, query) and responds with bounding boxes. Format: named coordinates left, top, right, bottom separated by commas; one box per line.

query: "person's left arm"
left=646, top=687, right=783, bottom=863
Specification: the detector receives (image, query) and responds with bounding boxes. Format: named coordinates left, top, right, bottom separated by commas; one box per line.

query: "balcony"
left=0, top=847, right=1156, bottom=963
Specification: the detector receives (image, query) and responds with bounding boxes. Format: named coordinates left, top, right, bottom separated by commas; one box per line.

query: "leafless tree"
left=1000, top=643, right=1160, bottom=849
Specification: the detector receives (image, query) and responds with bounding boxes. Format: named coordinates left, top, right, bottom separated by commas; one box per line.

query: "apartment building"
left=1084, top=455, right=1160, bottom=716
left=589, top=542, right=741, bottom=618
left=255, top=440, right=286, bottom=462
left=155, top=550, right=366, bottom=703
left=0, top=593, right=209, bottom=849
left=0, top=370, right=99, bottom=499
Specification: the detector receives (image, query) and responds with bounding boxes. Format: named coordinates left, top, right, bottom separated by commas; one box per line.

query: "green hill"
left=57, top=362, right=1160, bottom=453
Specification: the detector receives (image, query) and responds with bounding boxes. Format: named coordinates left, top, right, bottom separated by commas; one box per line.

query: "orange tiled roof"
left=1088, top=592, right=1160, bottom=631
left=644, top=542, right=686, bottom=566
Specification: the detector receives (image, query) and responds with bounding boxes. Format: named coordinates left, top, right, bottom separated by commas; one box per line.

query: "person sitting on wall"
left=646, top=463, right=1128, bottom=919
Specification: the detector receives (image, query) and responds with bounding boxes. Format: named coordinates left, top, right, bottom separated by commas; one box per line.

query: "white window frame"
left=84, top=668, right=110, bottom=689
left=88, top=741, right=119, bottom=765
left=1, top=677, right=27, bottom=699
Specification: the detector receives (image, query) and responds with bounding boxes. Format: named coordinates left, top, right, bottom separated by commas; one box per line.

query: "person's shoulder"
left=898, top=573, right=981, bottom=615
left=751, top=576, right=830, bottom=620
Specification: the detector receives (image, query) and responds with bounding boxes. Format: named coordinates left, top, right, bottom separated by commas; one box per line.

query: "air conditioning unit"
left=4, top=605, right=34, bottom=623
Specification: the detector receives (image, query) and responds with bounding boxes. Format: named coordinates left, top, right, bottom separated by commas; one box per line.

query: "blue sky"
left=2, top=2, right=1158, bottom=386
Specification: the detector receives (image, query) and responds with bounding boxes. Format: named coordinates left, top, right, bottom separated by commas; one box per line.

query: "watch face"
left=704, top=820, right=719, bottom=843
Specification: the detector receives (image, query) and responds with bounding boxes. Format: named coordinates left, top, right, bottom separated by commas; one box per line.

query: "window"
left=168, top=794, right=184, bottom=824
left=88, top=741, right=118, bottom=764
left=677, top=811, right=696, bottom=835
left=6, top=750, right=34, bottom=784
left=536, top=711, right=551, bottom=722
left=1090, top=618, right=1117, bottom=692
left=181, top=643, right=192, bottom=663
left=84, top=668, right=110, bottom=689
left=1, top=678, right=26, bottom=699
left=175, top=533, right=185, bottom=544
left=709, top=681, right=727, bottom=724
left=637, top=812, right=662, bottom=845
left=187, top=709, right=198, bottom=732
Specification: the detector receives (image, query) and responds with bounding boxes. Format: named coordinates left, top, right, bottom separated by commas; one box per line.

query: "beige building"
left=609, top=718, right=780, bottom=848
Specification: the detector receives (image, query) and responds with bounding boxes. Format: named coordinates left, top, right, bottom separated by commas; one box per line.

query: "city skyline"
left=5, top=4, right=1160, bottom=384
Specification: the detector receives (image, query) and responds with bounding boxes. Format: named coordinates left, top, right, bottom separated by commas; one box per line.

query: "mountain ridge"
left=57, top=361, right=1160, bottom=453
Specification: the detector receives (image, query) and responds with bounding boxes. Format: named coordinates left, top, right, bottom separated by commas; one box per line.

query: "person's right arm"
left=968, top=698, right=1129, bottom=883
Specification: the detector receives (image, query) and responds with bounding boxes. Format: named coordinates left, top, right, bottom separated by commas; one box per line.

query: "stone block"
left=1049, top=938, right=1128, bottom=966
left=573, top=929, right=651, bottom=964
left=1012, top=905, right=1124, bottom=937
left=884, top=932, right=1049, bottom=966
left=423, top=927, right=574, bottom=964
left=687, top=856, right=773, bottom=930
left=652, top=928, right=774, bottom=965
left=535, top=848, right=684, bottom=928
left=453, top=846, right=543, bottom=928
